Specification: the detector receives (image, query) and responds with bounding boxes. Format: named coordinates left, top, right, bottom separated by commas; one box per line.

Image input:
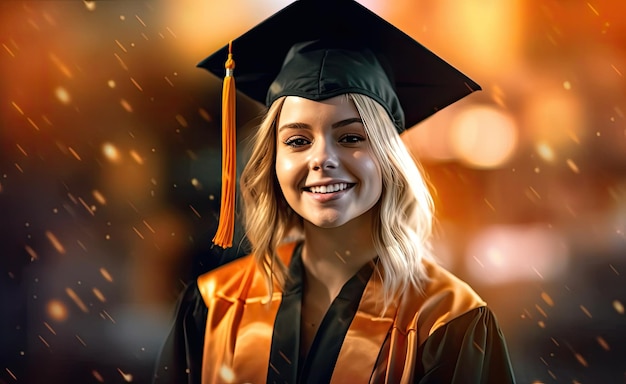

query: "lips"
left=303, top=182, right=354, bottom=194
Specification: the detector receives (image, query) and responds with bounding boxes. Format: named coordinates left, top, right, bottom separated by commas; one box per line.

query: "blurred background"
left=1, top=0, right=624, bottom=383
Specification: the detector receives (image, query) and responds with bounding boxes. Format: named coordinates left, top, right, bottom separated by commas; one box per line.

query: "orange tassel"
left=213, top=41, right=236, bottom=248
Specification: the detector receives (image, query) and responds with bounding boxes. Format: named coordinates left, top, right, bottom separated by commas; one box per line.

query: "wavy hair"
left=239, top=94, right=435, bottom=304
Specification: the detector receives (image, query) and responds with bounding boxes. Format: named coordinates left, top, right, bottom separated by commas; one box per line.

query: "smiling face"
left=275, top=95, right=383, bottom=229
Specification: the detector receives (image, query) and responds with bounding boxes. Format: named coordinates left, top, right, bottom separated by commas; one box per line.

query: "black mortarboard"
left=198, top=0, right=481, bottom=248
left=198, top=0, right=481, bottom=133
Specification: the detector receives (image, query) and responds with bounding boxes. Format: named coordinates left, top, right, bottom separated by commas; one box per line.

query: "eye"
left=339, top=134, right=365, bottom=144
left=283, top=136, right=311, bottom=148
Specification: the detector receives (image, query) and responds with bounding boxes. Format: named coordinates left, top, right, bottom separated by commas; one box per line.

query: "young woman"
left=153, top=1, right=516, bottom=383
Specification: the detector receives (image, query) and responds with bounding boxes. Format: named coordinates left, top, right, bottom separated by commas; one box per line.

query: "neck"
left=300, top=212, right=378, bottom=302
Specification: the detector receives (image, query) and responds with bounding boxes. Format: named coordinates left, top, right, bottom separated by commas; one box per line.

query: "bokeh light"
left=449, top=105, right=518, bottom=169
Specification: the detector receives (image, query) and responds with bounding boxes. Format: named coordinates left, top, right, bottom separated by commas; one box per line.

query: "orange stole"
left=197, top=242, right=486, bottom=383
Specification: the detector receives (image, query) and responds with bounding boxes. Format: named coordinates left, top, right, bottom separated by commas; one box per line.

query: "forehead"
left=277, top=95, right=360, bottom=126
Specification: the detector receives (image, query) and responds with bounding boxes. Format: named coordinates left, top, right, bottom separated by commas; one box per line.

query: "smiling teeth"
left=309, top=183, right=349, bottom=194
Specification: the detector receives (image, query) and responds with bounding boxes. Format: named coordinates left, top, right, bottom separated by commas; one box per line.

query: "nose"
left=309, top=139, right=338, bottom=171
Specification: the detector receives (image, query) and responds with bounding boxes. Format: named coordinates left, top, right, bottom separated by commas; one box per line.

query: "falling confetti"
left=566, top=159, right=580, bottom=173
left=65, top=287, right=89, bottom=313
left=92, top=370, right=104, bottom=382
left=580, top=305, right=592, bottom=319
left=540, top=292, right=554, bottom=307
left=613, top=300, right=624, bottom=314
left=92, top=287, right=106, bottom=302
left=117, top=368, right=133, bottom=382
left=596, top=336, right=610, bottom=351
left=100, top=267, right=113, bottom=282
left=45, top=231, right=66, bottom=254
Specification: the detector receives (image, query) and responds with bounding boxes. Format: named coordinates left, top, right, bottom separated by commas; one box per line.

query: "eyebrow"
left=278, top=117, right=363, bottom=132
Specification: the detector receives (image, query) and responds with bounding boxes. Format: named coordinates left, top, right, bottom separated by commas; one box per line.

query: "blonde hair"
left=239, top=94, right=435, bottom=304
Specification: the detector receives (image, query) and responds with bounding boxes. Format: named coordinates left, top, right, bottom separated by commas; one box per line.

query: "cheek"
left=355, top=151, right=382, bottom=178
left=275, top=152, right=297, bottom=187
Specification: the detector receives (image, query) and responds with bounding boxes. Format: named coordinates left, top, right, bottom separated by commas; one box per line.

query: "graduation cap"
left=198, top=0, right=481, bottom=248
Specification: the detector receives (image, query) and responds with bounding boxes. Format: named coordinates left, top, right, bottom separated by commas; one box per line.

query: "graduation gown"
left=153, top=241, right=516, bottom=383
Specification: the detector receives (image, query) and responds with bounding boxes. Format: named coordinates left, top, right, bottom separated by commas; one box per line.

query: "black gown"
left=153, top=243, right=516, bottom=383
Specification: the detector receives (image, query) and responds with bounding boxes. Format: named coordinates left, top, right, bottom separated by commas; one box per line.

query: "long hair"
left=239, top=94, right=435, bottom=304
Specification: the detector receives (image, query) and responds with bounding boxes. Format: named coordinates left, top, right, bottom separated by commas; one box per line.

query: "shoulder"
left=196, top=241, right=298, bottom=306
left=397, top=258, right=487, bottom=342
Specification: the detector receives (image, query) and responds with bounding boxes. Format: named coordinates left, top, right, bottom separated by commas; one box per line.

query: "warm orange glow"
left=55, top=87, right=71, bottom=105
left=523, top=87, right=586, bottom=150
left=435, top=0, right=522, bottom=79
left=102, top=142, right=121, bottom=163
left=219, top=365, right=235, bottom=383
left=449, top=106, right=518, bottom=169
left=465, top=225, right=569, bottom=284
left=47, top=300, right=69, bottom=321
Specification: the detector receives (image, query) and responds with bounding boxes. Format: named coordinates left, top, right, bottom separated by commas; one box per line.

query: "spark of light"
left=115, top=40, right=128, bottom=53
left=92, top=370, right=104, bottom=382
left=25, top=245, right=38, bottom=261
left=574, top=352, right=588, bottom=367
left=117, top=368, right=133, bottom=382
left=596, top=336, right=610, bottom=351
left=3, top=43, right=15, bottom=57
left=47, top=300, right=68, bottom=321
left=566, top=159, right=580, bottom=173
left=613, top=300, right=624, bottom=314
left=143, top=220, right=155, bottom=233
left=84, top=1, right=96, bottom=11
left=100, top=267, right=114, bottom=282
left=92, top=288, right=106, bottom=302
left=102, top=309, right=116, bottom=324
left=219, top=365, right=235, bottom=383
left=43, top=321, right=57, bottom=335
left=535, top=304, right=548, bottom=318
left=133, top=227, right=145, bottom=240
left=114, top=53, right=128, bottom=71
left=191, top=178, right=202, bottom=190
left=75, top=334, right=87, bottom=347
left=580, top=305, right=592, bottom=318
left=78, top=197, right=95, bottom=216
left=102, top=142, right=121, bottom=163
left=130, top=77, right=143, bottom=92
left=108, top=79, right=116, bottom=88
left=120, top=99, right=133, bottom=112
left=175, top=114, right=188, bottom=128
left=130, top=150, right=143, bottom=164
left=135, top=14, right=147, bottom=27
left=38, top=335, right=50, bottom=348
left=55, top=87, right=71, bottom=104
left=92, top=190, right=107, bottom=205
left=189, top=204, right=201, bottom=218
left=535, top=142, right=555, bottom=162
left=27, top=117, right=40, bottom=131
left=199, top=107, right=212, bottom=122
left=5, top=368, right=17, bottom=380
left=65, top=287, right=89, bottom=313
left=586, top=2, right=599, bottom=16
left=541, top=292, right=554, bottom=307
left=11, top=101, right=24, bottom=115
left=68, top=147, right=82, bottom=161
left=45, top=231, right=66, bottom=254
left=49, top=53, right=73, bottom=78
